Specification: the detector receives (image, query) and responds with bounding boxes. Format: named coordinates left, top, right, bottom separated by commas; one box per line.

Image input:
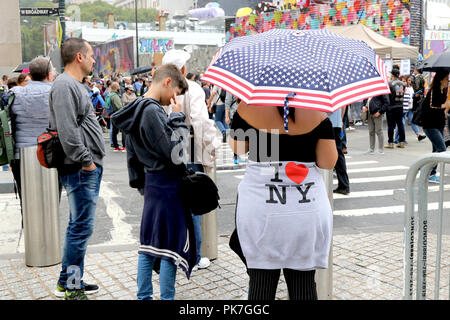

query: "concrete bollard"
left=200, top=162, right=218, bottom=260
left=316, top=168, right=334, bottom=300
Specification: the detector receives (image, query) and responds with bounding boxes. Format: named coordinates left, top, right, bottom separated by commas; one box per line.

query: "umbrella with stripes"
left=202, top=28, right=390, bottom=132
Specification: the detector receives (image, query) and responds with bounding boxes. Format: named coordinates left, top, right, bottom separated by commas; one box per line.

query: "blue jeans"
left=395, top=110, right=420, bottom=142
left=137, top=254, right=177, bottom=300
left=214, top=104, right=228, bottom=134
left=423, top=128, right=446, bottom=176
left=187, top=163, right=204, bottom=264
left=58, top=166, right=103, bottom=289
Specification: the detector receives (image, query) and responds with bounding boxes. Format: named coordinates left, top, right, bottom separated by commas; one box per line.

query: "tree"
left=19, top=0, right=158, bottom=62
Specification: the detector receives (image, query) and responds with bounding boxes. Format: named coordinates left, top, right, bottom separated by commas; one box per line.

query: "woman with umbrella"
left=420, top=69, right=449, bottom=184
left=202, top=29, right=391, bottom=299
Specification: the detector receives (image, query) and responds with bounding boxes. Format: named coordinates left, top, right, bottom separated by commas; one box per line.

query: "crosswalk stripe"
left=347, top=165, right=408, bottom=174
left=334, top=201, right=450, bottom=216
left=346, top=161, right=378, bottom=166
left=334, top=174, right=407, bottom=184
left=333, top=185, right=450, bottom=199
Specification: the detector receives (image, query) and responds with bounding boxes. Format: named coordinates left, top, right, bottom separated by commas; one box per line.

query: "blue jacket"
left=11, top=81, right=52, bottom=154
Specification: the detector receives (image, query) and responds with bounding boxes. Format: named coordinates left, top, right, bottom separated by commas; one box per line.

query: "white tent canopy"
left=325, top=24, right=419, bottom=60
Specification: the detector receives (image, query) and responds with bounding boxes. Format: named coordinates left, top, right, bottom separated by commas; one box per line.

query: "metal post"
left=316, top=168, right=333, bottom=300
left=416, top=162, right=434, bottom=300
left=21, top=146, right=61, bottom=267
left=201, top=162, right=218, bottom=260
left=434, top=162, right=445, bottom=299
left=135, top=0, right=139, bottom=68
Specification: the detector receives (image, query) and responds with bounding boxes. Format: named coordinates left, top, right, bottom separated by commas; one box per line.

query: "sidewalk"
left=1, top=231, right=449, bottom=300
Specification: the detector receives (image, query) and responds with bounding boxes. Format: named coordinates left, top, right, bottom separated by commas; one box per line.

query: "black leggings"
left=247, top=268, right=317, bottom=300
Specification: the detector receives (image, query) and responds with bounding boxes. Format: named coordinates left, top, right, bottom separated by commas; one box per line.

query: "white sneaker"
left=196, top=257, right=211, bottom=270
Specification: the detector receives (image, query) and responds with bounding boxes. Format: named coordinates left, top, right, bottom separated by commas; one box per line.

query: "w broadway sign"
left=20, top=8, right=60, bottom=16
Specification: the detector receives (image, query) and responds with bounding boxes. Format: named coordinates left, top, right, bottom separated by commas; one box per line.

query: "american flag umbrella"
left=201, top=28, right=390, bottom=131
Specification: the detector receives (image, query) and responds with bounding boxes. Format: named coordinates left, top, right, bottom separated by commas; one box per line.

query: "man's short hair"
left=61, top=38, right=90, bottom=66
left=29, top=56, right=52, bottom=81
left=111, top=81, right=120, bottom=91
left=152, top=64, right=188, bottom=95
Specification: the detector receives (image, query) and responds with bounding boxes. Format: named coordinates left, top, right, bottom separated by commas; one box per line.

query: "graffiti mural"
left=227, top=0, right=412, bottom=44
left=139, top=38, right=174, bottom=54
left=93, top=37, right=135, bottom=76
left=424, top=30, right=450, bottom=59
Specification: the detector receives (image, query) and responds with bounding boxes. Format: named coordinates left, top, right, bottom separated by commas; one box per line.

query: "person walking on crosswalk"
left=329, top=108, right=350, bottom=195
left=363, top=93, right=390, bottom=154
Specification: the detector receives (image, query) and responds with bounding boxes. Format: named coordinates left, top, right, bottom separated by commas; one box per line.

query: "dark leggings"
left=247, top=268, right=317, bottom=300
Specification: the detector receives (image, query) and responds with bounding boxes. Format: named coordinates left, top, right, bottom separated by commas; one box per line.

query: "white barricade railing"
left=403, top=152, right=450, bottom=300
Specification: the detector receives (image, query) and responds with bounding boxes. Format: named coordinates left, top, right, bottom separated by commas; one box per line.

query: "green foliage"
left=76, top=0, right=158, bottom=24
left=19, top=0, right=158, bottom=62
left=20, top=1, right=55, bottom=62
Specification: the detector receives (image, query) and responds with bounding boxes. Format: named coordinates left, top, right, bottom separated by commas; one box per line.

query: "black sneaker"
left=333, top=187, right=350, bottom=195
left=54, top=282, right=99, bottom=298
left=65, top=289, right=88, bottom=300
left=418, top=134, right=426, bottom=141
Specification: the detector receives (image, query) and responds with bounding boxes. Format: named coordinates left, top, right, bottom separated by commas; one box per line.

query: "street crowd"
left=0, top=37, right=449, bottom=301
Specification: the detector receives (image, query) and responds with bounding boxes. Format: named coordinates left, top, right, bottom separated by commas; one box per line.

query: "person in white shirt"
left=162, top=49, right=221, bottom=271
left=395, top=75, right=426, bottom=143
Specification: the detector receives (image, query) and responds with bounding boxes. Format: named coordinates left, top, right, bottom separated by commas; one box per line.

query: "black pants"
left=111, top=123, right=125, bottom=148
left=333, top=127, right=350, bottom=191
left=387, top=108, right=405, bottom=143
left=247, top=268, right=317, bottom=300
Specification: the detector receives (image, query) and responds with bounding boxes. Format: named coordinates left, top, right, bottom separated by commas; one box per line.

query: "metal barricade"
left=403, top=152, right=450, bottom=300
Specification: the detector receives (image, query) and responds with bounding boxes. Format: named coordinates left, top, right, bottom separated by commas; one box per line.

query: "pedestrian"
left=210, top=84, right=228, bottom=142
left=9, top=56, right=57, bottom=226
left=134, top=77, right=144, bottom=96
left=400, top=75, right=426, bottom=142
left=385, top=68, right=406, bottom=149
left=49, top=38, right=106, bottom=300
left=110, top=64, right=192, bottom=300
left=109, top=82, right=126, bottom=152
left=225, top=91, right=244, bottom=164
left=229, top=102, right=337, bottom=300
left=202, top=82, right=213, bottom=119
left=363, top=93, right=390, bottom=154
left=329, top=108, right=350, bottom=195
left=1, top=75, right=9, bottom=92
left=186, top=73, right=195, bottom=81
left=17, top=73, right=31, bottom=86
left=162, top=49, right=221, bottom=272
left=421, top=70, right=449, bottom=184
left=122, top=84, right=137, bottom=106
left=412, top=67, right=425, bottom=110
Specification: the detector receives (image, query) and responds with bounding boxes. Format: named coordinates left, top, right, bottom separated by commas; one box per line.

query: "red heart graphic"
left=285, top=162, right=309, bottom=184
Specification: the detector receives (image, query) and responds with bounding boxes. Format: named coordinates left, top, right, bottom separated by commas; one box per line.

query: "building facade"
left=0, top=0, right=22, bottom=76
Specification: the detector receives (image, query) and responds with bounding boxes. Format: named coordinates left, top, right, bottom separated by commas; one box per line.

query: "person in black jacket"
left=362, top=94, right=390, bottom=154
left=111, top=64, right=193, bottom=300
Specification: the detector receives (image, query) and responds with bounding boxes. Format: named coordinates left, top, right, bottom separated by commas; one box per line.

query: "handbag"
left=180, top=168, right=220, bottom=215
left=36, top=115, right=86, bottom=169
left=412, top=90, right=432, bottom=127
left=36, top=130, right=65, bottom=168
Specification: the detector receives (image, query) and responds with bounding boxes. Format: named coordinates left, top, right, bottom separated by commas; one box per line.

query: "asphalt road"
left=55, top=120, right=450, bottom=248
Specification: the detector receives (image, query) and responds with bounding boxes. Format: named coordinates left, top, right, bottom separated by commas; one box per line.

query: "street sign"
left=20, top=8, right=60, bottom=17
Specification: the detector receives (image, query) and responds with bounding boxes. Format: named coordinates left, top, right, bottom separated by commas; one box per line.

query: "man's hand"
left=170, top=94, right=182, bottom=113
left=373, top=112, right=381, bottom=118
left=82, top=162, right=97, bottom=171
left=225, top=115, right=230, bottom=125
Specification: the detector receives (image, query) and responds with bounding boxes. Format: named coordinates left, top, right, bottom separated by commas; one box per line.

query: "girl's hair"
left=430, top=70, right=449, bottom=107
left=17, top=73, right=29, bottom=84
left=430, top=70, right=449, bottom=90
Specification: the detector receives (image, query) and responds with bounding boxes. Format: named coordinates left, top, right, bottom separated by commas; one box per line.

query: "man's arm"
left=50, top=82, right=95, bottom=169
